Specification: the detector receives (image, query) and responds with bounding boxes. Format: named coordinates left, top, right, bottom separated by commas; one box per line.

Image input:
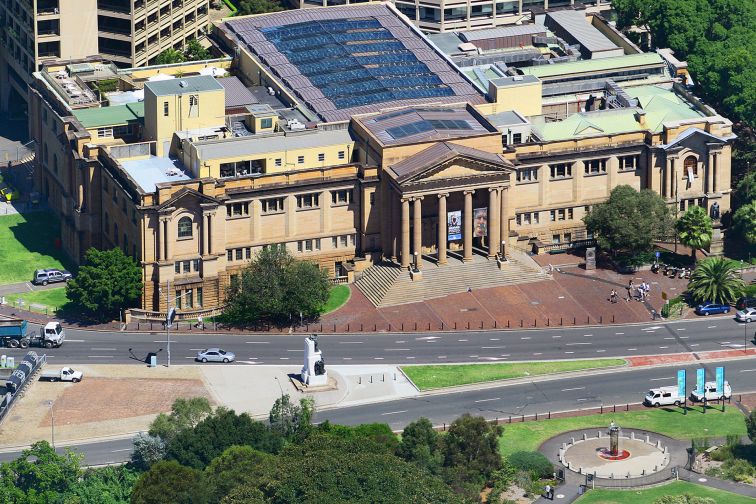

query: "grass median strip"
left=6, top=287, right=70, bottom=314
left=575, top=480, right=754, bottom=504
left=499, top=406, right=747, bottom=456
left=402, top=359, right=626, bottom=390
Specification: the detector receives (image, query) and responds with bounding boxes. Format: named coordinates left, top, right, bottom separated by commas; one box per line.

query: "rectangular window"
left=331, top=237, right=338, bottom=248
left=296, top=193, right=319, bottom=209
left=564, top=232, right=572, bottom=243
left=558, top=209, right=565, bottom=221
left=317, top=153, right=325, bottom=162
left=523, top=213, right=531, bottom=225
left=338, top=150, right=345, bottom=160
left=516, top=214, right=521, bottom=226
left=331, top=189, right=352, bottom=205
left=260, top=117, right=273, bottom=129
left=235, top=248, right=243, bottom=260
left=550, top=210, right=556, bottom=222
left=163, top=102, right=169, bottom=117
left=227, top=250, right=233, bottom=261
left=183, top=260, right=191, bottom=273
left=552, top=234, right=561, bottom=244
left=619, top=155, right=639, bottom=171
left=185, top=288, right=193, bottom=308
left=226, top=202, right=249, bottom=217
left=192, top=259, right=200, bottom=271
left=175, top=262, right=181, bottom=274
left=584, top=159, right=607, bottom=175
left=274, top=158, right=282, bottom=167
left=567, top=208, right=574, bottom=220
left=261, top=197, right=285, bottom=214
left=340, top=235, right=348, bottom=247
left=175, top=291, right=182, bottom=309
left=369, top=193, right=375, bottom=205
left=297, top=155, right=305, bottom=164
left=516, top=168, right=538, bottom=183
left=549, top=163, right=572, bottom=179
left=245, top=247, right=251, bottom=259
left=97, top=128, right=113, bottom=138
left=197, top=287, right=203, bottom=307
left=512, top=133, right=522, bottom=144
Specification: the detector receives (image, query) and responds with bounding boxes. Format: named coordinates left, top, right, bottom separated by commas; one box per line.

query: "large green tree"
left=65, top=247, right=142, bottom=322
left=130, top=460, right=208, bottom=504
left=155, top=48, right=186, bottom=65
left=441, top=414, right=503, bottom=488
left=396, top=417, right=443, bottom=474
left=676, top=205, right=713, bottom=260
left=584, top=185, right=673, bottom=255
left=0, top=441, right=82, bottom=503
left=185, top=39, right=211, bottom=61
left=268, top=394, right=315, bottom=440
left=203, top=446, right=276, bottom=503
left=148, top=397, right=213, bottom=443
left=63, top=465, right=139, bottom=504
left=223, top=246, right=330, bottom=325
left=687, top=257, right=745, bottom=304
left=732, top=201, right=756, bottom=251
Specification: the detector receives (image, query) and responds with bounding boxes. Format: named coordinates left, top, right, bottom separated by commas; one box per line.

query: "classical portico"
left=385, top=142, right=514, bottom=270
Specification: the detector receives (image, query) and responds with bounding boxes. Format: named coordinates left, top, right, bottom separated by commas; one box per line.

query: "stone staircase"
left=356, top=253, right=552, bottom=307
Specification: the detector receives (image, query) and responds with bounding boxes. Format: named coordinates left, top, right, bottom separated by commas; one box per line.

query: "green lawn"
left=576, top=480, right=755, bottom=504
left=402, top=359, right=626, bottom=390
left=6, top=287, right=70, bottom=314
left=499, top=406, right=747, bottom=457
left=322, top=285, right=351, bottom=314
left=0, top=212, right=73, bottom=285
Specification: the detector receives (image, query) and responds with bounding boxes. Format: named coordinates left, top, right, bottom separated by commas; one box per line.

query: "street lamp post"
left=47, top=400, right=55, bottom=449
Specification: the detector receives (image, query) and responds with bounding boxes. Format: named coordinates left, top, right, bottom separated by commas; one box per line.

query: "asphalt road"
left=3, top=357, right=754, bottom=466
left=1, top=316, right=753, bottom=366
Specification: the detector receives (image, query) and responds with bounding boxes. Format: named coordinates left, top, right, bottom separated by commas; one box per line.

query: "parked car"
left=0, top=183, right=19, bottom=202
left=644, top=386, right=685, bottom=407
left=736, top=307, right=756, bottom=323
left=690, top=380, right=732, bottom=402
left=32, top=268, right=73, bottom=286
left=40, top=367, right=83, bottom=382
left=694, top=302, right=730, bottom=316
left=735, top=296, right=756, bottom=311
left=196, top=348, right=235, bottom=363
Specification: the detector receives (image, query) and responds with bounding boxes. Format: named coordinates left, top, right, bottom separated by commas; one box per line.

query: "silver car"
left=196, top=348, right=235, bottom=363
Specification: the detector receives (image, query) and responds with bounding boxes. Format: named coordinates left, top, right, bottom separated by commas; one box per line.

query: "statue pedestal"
left=410, top=269, right=423, bottom=281
left=708, top=226, right=724, bottom=256
left=301, top=335, right=327, bottom=386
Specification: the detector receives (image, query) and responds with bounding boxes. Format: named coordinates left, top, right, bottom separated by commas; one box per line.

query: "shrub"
left=507, top=451, right=553, bottom=479
left=720, top=458, right=755, bottom=484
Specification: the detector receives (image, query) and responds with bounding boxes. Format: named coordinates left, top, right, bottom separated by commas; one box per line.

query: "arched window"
left=684, top=155, right=697, bottom=177
left=177, top=217, right=193, bottom=238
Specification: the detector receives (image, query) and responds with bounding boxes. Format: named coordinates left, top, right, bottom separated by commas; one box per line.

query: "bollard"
left=361, top=324, right=363, bottom=331
left=414, top=322, right=417, bottom=331
left=547, top=318, right=550, bottom=326
left=507, top=320, right=510, bottom=328
left=347, top=324, right=350, bottom=332
left=402, top=323, right=404, bottom=331
left=583, top=433, right=587, bottom=441
left=571, top=437, right=575, bottom=445
left=393, top=373, right=396, bottom=381
left=494, top=321, right=497, bottom=329
left=441, top=322, right=444, bottom=330
left=573, top=316, right=576, bottom=325
left=534, top=319, right=537, bottom=327
left=587, top=316, right=590, bottom=324
left=600, top=315, right=603, bottom=324
left=520, top=319, right=523, bottom=327
left=535, top=412, right=538, bottom=420
left=626, top=404, right=629, bottom=411
left=359, top=376, right=361, bottom=384
left=454, top=322, right=457, bottom=330
left=521, top=414, right=524, bottom=422
left=612, top=314, right=615, bottom=323
left=333, top=324, right=336, bottom=332
left=428, top=323, right=431, bottom=330
left=443, top=423, right=446, bottom=431
left=508, top=416, right=511, bottom=423
left=467, top=321, right=470, bottom=329
left=388, top=324, right=391, bottom=331
left=480, top=321, right=483, bottom=329
left=370, top=375, right=373, bottom=383
left=320, top=324, right=323, bottom=332
left=548, top=411, right=551, bottom=419
left=613, top=404, right=616, bottom=413
left=382, top=374, right=385, bottom=382
left=600, top=405, right=603, bottom=414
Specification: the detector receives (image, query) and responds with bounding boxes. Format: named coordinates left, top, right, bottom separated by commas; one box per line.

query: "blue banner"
left=696, top=368, right=705, bottom=394
left=677, top=369, right=686, bottom=399
left=716, top=367, right=725, bottom=395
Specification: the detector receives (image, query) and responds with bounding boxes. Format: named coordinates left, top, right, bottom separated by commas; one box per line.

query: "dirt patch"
left=38, top=377, right=210, bottom=427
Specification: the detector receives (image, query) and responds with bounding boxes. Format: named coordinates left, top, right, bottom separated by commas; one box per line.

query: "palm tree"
left=676, top=206, right=713, bottom=261
left=687, top=257, right=745, bottom=304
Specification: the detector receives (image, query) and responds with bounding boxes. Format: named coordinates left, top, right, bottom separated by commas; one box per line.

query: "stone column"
left=156, top=217, right=163, bottom=261
left=712, top=153, right=718, bottom=192
left=206, top=214, right=213, bottom=255
left=500, top=187, right=509, bottom=250
left=401, top=198, right=410, bottom=269
left=488, top=188, right=500, bottom=257
left=201, top=213, right=208, bottom=256
left=463, top=190, right=474, bottom=262
left=437, top=193, right=448, bottom=265
left=164, top=219, right=172, bottom=261
left=706, top=151, right=714, bottom=194
left=671, top=159, right=677, bottom=199
left=413, top=196, right=423, bottom=270
left=665, top=158, right=672, bottom=198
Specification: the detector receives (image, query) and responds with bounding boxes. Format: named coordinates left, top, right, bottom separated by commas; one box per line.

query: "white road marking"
left=664, top=337, right=675, bottom=340
left=659, top=346, right=669, bottom=349
left=583, top=334, right=593, bottom=337
left=339, top=341, right=364, bottom=344
left=342, top=357, right=352, bottom=360
left=521, top=336, right=531, bottom=340
left=677, top=328, right=686, bottom=331
left=481, top=346, right=506, bottom=349
left=406, top=357, right=416, bottom=360
left=651, top=377, right=675, bottom=381
left=380, top=410, right=408, bottom=416
left=245, top=341, right=269, bottom=344
left=184, top=356, right=195, bottom=359
left=565, top=351, right=575, bottom=354
left=87, top=355, right=113, bottom=358
left=707, top=326, right=717, bottom=329
left=679, top=336, right=689, bottom=339
left=286, top=349, right=301, bottom=352
left=596, top=350, right=606, bottom=353
left=740, top=369, right=756, bottom=373
left=469, top=355, right=479, bottom=358
left=458, top=339, right=469, bottom=342
left=189, top=348, right=205, bottom=351
left=111, top=448, right=131, bottom=453
left=437, top=355, right=447, bottom=359
left=279, top=357, right=289, bottom=360
left=615, top=332, right=624, bottom=335
left=489, top=338, right=500, bottom=341
left=533, top=352, right=542, bottom=356
left=566, top=342, right=592, bottom=346
left=552, top=335, right=562, bottom=338
left=416, top=336, right=441, bottom=341
left=721, top=341, right=731, bottom=345
left=395, top=340, right=406, bottom=344
left=385, top=348, right=411, bottom=351
left=576, top=398, right=589, bottom=402
left=647, top=326, right=663, bottom=330
left=64, top=339, right=86, bottom=342
left=627, top=348, right=637, bottom=351
left=561, top=387, right=585, bottom=392
left=689, top=344, right=700, bottom=347
left=374, top=357, right=385, bottom=360
left=90, top=347, right=116, bottom=351
left=474, top=397, right=500, bottom=403
left=644, top=331, right=657, bottom=333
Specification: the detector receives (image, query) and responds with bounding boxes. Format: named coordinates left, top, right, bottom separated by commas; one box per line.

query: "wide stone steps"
left=356, top=254, right=552, bottom=307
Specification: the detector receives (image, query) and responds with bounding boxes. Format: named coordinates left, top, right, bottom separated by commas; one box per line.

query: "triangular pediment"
left=157, top=187, right=220, bottom=211
left=410, top=159, right=509, bottom=183
left=660, top=127, right=731, bottom=151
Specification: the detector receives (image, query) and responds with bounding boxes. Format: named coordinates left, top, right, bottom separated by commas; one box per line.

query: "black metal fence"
left=0, top=352, right=46, bottom=424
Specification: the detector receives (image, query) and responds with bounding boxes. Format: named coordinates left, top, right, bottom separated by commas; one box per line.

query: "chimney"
left=635, top=110, right=647, bottom=128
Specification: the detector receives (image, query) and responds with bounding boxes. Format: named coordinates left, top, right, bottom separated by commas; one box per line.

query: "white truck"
left=39, top=367, right=83, bottom=383
left=690, top=381, right=732, bottom=402
left=644, top=386, right=685, bottom=407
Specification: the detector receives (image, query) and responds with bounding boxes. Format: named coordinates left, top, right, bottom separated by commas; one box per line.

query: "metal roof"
left=460, top=24, right=547, bottom=42
left=389, top=142, right=509, bottom=182
left=221, top=4, right=484, bottom=123
left=486, top=110, right=527, bottom=127
left=217, top=76, right=259, bottom=109
left=194, top=129, right=353, bottom=161
left=519, top=53, right=665, bottom=79
left=73, top=102, right=144, bottom=128
left=544, top=10, right=618, bottom=54
left=144, top=75, right=224, bottom=97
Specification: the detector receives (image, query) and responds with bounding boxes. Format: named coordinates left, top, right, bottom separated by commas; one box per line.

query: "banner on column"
left=677, top=369, right=686, bottom=400
left=715, top=366, right=725, bottom=395
left=696, top=368, right=705, bottom=394
left=447, top=211, right=462, bottom=240
left=473, top=208, right=488, bottom=237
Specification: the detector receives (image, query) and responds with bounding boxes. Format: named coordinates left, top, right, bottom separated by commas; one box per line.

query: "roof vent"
left=179, top=80, right=188, bottom=88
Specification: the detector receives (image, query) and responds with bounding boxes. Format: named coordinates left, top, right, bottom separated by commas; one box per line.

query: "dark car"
left=735, top=296, right=756, bottom=311
left=694, top=302, right=731, bottom=316
left=32, top=269, right=73, bottom=286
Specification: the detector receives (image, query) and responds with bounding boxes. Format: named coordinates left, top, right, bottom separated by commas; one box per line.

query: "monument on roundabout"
left=301, top=334, right=328, bottom=386
left=598, top=421, right=628, bottom=460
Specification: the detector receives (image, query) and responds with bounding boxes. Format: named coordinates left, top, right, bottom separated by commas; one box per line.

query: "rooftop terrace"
left=73, top=102, right=145, bottom=129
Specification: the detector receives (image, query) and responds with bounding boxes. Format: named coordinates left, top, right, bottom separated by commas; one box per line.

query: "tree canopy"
left=584, top=185, right=673, bottom=255
left=223, top=246, right=331, bottom=325
left=65, top=247, right=142, bottom=322
left=687, top=257, right=745, bottom=304
left=236, top=0, right=284, bottom=15
left=130, top=460, right=208, bottom=504
left=676, top=205, right=713, bottom=258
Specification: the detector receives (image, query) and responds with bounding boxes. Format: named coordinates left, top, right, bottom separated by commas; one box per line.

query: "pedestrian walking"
left=544, top=484, right=552, bottom=500
left=609, top=289, right=618, bottom=303
left=625, top=285, right=632, bottom=302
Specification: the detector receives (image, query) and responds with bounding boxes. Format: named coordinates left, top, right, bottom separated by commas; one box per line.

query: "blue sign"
left=716, top=367, right=725, bottom=395
left=677, top=369, right=686, bottom=399
left=696, top=368, right=705, bottom=394
left=655, top=251, right=661, bottom=258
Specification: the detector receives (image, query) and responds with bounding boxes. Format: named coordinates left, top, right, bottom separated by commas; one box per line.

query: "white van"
left=644, top=386, right=685, bottom=407
left=690, top=381, right=732, bottom=402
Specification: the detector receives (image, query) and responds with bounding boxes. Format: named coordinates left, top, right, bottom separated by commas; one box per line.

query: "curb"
left=0, top=431, right=140, bottom=454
